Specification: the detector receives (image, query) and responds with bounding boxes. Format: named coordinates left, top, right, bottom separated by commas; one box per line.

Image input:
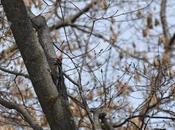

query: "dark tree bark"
left=1, top=0, right=76, bottom=130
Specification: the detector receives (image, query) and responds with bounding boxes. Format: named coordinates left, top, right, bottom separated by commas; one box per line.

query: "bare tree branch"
left=0, top=66, right=29, bottom=78
left=0, top=97, right=43, bottom=130
left=160, top=0, right=170, bottom=40
left=50, top=0, right=97, bottom=30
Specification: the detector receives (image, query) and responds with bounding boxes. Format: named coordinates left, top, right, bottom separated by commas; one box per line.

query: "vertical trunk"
left=2, top=0, right=76, bottom=130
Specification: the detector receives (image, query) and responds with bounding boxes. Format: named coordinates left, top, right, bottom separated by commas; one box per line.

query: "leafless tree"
left=0, top=0, right=175, bottom=130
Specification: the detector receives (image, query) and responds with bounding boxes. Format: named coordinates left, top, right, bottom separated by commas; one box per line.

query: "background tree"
left=0, top=0, right=175, bottom=130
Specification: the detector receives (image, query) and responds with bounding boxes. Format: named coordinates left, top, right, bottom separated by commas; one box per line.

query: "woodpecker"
left=48, top=55, right=62, bottom=86
left=48, top=55, right=68, bottom=99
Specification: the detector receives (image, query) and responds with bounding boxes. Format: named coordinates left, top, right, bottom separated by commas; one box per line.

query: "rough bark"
left=27, top=9, right=68, bottom=99
left=2, top=0, right=76, bottom=130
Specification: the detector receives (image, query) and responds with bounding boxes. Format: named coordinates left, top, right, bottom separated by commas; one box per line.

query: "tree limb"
left=2, top=0, right=76, bottom=129
left=50, top=0, right=97, bottom=30
left=160, top=0, right=170, bottom=40
left=0, top=97, right=43, bottom=130
left=0, top=66, right=29, bottom=78
left=98, top=112, right=114, bottom=130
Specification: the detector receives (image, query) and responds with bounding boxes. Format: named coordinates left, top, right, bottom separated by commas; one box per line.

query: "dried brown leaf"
left=142, top=28, right=150, bottom=37
left=147, top=13, right=153, bottom=29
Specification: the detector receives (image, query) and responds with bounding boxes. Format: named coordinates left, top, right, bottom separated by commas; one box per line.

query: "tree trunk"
left=2, top=0, right=76, bottom=130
